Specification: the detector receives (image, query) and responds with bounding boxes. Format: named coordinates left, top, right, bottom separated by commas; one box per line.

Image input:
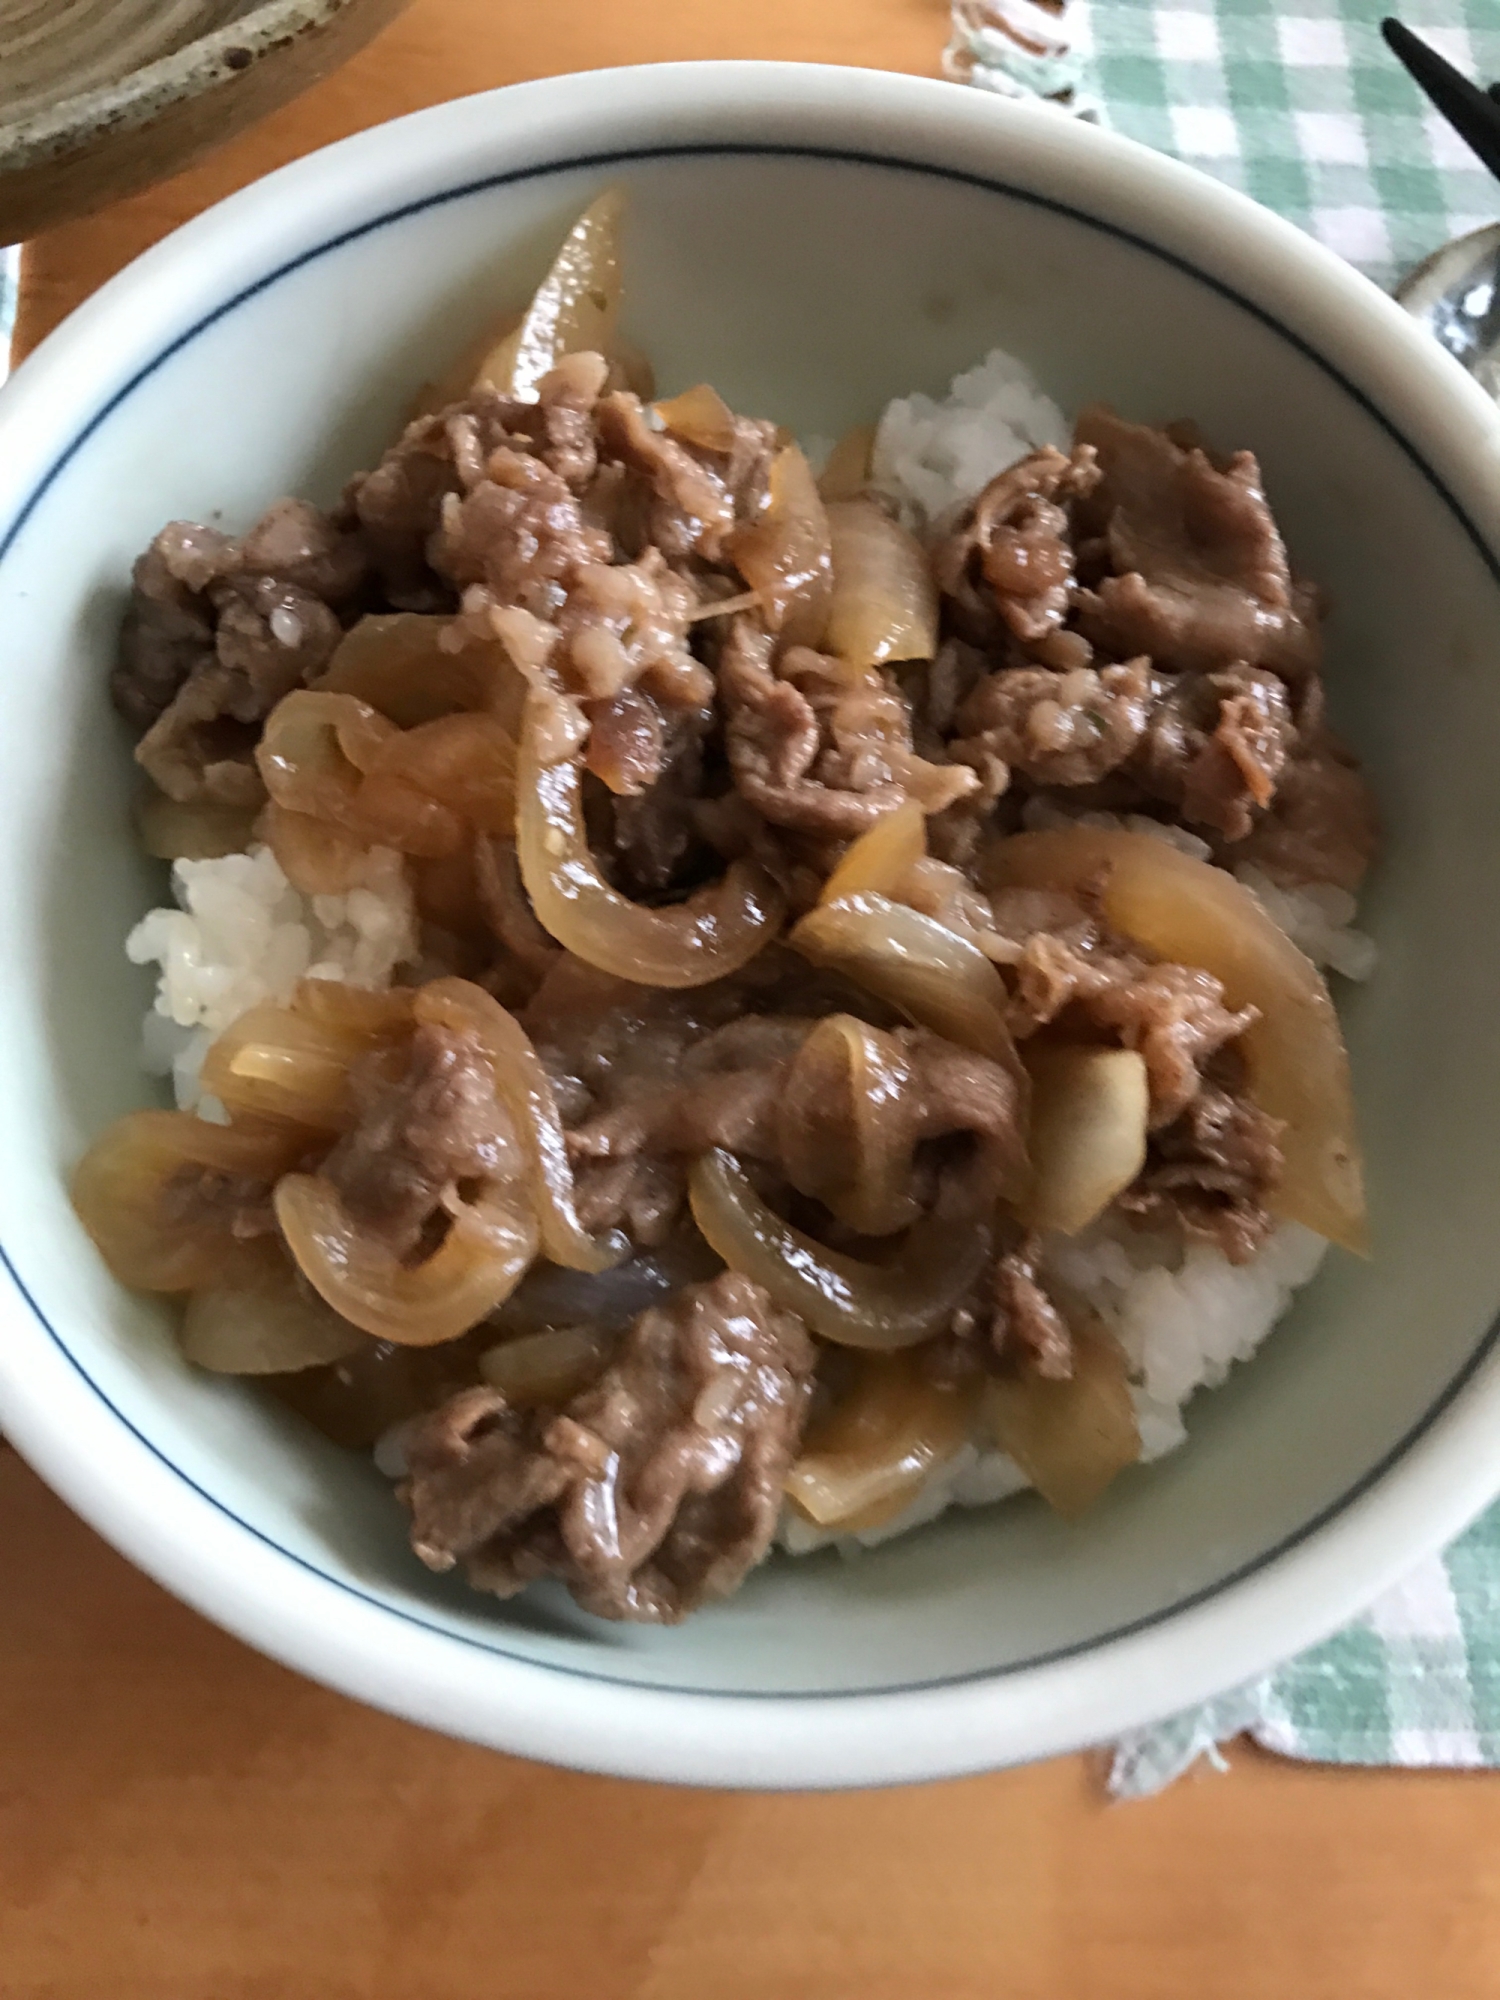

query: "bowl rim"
left=4, top=59, right=1500, bottom=1787
left=0, top=0, right=378, bottom=170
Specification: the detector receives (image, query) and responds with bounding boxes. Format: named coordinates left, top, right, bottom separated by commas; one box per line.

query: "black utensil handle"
left=1382, top=16, right=1500, bottom=183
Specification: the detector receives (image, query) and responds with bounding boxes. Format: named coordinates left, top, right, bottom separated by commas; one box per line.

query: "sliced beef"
left=401, top=1272, right=815, bottom=1621
left=1118, top=1083, right=1284, bottom=1263
left=1010, top=927, right=1256, bottom=1128
left=993, top=1238, right=1074, bottom=1378
left=933, top=445, right=1101, bottom=647
left=573, top=1153, right=687, bottom=1248
left=431, top=447, right=613, bottom=616
left=1230, top=731, right=1379, bottom=891
left=118, top=501, right=365, bottom=803
left=321, top=1019, right=523, bottom=1261
left=551, top=548, right=702, bottom=706
left=1072, top=407, right=1319, bottom=679
left=346, top=357, right=613, bottom=606
left=924, top=1231, right=1076, bottom=1385
left=159, top=1164, right=280, bottom=1242
left=501, top=350, right=610, bottom=491
left=566, top=1006, right=1027, bottom=1247
left=114, top=527, right=224, bottom=731
left=607, top=705, right=712, bottom=893
left=595, top=390, right=777, bottom=564
left=432, top=459, right=705, bottom=715
left=720, top=617, right=976, bottom=840
left=1131, top=663, right=1297, bottom=841
left=584, top=684, right=668, bottom=797
left=950, top=657, right=1159, bottom=789
left=563, top=1015, right=811, bottom=1210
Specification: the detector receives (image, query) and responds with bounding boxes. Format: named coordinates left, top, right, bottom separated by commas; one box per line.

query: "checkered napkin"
left=951, top=0, right=1500, bottom=1790
left=948, top=0, right=1500, bottom=289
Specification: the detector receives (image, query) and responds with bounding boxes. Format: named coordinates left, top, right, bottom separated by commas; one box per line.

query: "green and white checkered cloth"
left=952, top=0, right=1500, bottom=1789
left=950, top=0, right=1500, bottom=289
left=1111, top=1509, right=1500, bottom=1793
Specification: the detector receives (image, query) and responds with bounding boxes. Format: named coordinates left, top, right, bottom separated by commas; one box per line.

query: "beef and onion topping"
left=73, top=193, right=1375, bottom=1624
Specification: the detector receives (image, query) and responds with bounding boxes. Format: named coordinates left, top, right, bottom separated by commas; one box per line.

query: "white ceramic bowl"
left=3, top=62, right=1500, bottom=1790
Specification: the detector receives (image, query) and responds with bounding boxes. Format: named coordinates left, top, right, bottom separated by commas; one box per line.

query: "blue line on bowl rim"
left=2, top=139, right=1495, bottom=1703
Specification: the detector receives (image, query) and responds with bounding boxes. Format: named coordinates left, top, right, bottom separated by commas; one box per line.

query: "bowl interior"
left=4, top=135, right=1500, bottom=1702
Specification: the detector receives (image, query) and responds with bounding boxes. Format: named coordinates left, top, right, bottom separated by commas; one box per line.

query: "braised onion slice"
left=653, top=382, right=738, bottom=451
left=985, top=827, right=1366, bottom=1251
left=414, top=978, right=624, bottom=1273
left=480, top=1323, right=616, bottom=1406
left=776, top=1015, right=919, bottom=1237
left=823, top=497, right=939, bottom=670
left=688, top=1149, right=991, bottom=1350
left=983, top=1315, right=1140, bottom=1518
left=199, top=982, right=415, bottom=1132
left=316, top=615, right=507, bottom=727
left=181, top=1239, right=366, bottom=1374
left=256, top=691, right=463, bottom=859
left=136, top=792, right=259, bottom=862
left=275, top=1173, right=537, bottom=1345
left=819, top=799, right=926, bottom=905
left=791, top=892, right=1024, bottom=1082
left=366, top=713, right=517, bottom=836
left=727, top=444, right=832, bottom=646
left=259, top=801, right=375, bottom=895
left=517, top=691, right=785, bottom=987
left=71, top=1112, right=306, bottom=1293
left=1024, top=1045, right=1150, bottom=1235
left=488, top=1228, right=722, bottom=1340
left=817, top=422, right=876, bottom=503
left=475, top=186, right=625, bottom=399
left=786, top=1352, right=975, bottom=1529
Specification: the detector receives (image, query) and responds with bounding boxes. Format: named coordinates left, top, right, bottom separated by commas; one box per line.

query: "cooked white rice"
left=870, top=347, right=1070, bottom=525
left=127, top=344, right=1371, bottom=1557
left=130, top=844, right=417, bottom=1111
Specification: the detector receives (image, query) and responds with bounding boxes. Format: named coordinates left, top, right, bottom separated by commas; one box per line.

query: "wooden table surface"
left=10, top=3, right=1500, bottom=1994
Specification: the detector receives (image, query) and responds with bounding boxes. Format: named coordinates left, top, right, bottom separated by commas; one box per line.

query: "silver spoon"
left=1396, top=222, right=1500, bottom=401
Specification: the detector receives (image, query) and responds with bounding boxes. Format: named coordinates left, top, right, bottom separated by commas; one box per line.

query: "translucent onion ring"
left=198, top=982, right=415, bottom=1133
left=823, top=498, right=939, bottom=670
left=256, top=690, right=465, bottom=860
left=727, top=444, right=833, bottom=647
left=775, top=1014, right=919, bottom=1238
left=790, top=891, right=1025, bottom=1087
left=70, top=1111, right=307, bottom=1294
left=180, top=1239, right=367, bottom=1375
left=653, top=383, right=738, bottom=452
left=517, top=692, right=786, bottom=988
left=274, top=1173, right=537, bottom=1346
left=817, top=422, right=877, bottom=503
left=479, top=1324, right=617, bottom=1407
left=474, top=186, right=625, bottom=399
left=688, top=1148, right=991, bottom=1351
left=786, top=1353, right=976, bottom=1529
left=982, top=1314, right=1140, bottom=1519
left=819, top=799, right=926, bottom=906
left=414, top=978, right=625, bottom=1274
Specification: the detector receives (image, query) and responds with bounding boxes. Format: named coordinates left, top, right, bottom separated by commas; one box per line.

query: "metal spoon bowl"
left=1396, top=221, right=1500, bottom=401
